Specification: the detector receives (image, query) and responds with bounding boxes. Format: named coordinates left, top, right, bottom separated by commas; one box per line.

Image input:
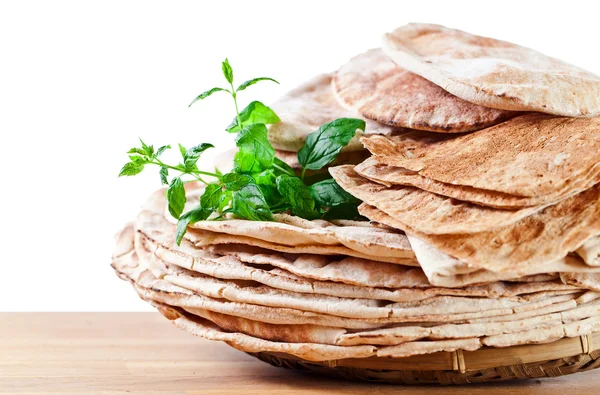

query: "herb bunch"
left=120, top=59, right=364, bottom=244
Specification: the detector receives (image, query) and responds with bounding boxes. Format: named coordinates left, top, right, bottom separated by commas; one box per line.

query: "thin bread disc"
left=333, top=48, right=516, bottom=132
left=362, top=113, right=600, bottom=199
left=356, top=182, right=600, bottom=274
left=382, top=23, right=600, bottom=117
left=355, top=158, right=564, bottom=209
left=330, top=165, right=542, bottom=234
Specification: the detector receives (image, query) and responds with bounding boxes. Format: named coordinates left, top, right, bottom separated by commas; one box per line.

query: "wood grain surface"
left=2, top=312, right=599, bottom=394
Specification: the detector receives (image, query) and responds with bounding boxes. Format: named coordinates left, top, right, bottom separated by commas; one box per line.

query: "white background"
left=1, top=0, right=599, bottom=311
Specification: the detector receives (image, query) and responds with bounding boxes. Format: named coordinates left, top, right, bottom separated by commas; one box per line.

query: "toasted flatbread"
left=330, top=165, right=542, bottom=234
left=577, top=235, right=600, bottom=266
left=333, top=48, right=515, bottom=132
left=358, top=200, right=600, bottom=275
left=406, top=234, right=600, bottom=288
left=355, top=158, right=567, bottom=209
left=362, top=113, right=600, bottom=199
left=382, top=23, right=600, bottom=116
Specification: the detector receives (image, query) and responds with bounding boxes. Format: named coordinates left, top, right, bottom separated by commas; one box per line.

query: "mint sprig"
left=120, top=59, right=364, bottom=245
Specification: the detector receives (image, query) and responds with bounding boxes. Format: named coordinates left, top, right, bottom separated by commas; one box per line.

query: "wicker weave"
left=245, top=333, right=600, bottom=385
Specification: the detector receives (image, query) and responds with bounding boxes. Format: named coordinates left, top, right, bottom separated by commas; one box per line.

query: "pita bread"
left=575, top=291, right=600, bottom=305
left=115, top=259, right=380, bottom=330
left=355, top=158, right=567, bottom=209
left=339, top=314, right=562, bottom=346
left=363, top=114, right=600, bottom=199
left=356, top=181, right=600, bottom=274
left=577, top=235, right=600, bottom=266
left=146, top=260, right=533, bottom=321
left=337, top=326, right=431, bottom=346
left=139, top=231, right=435, bottom=303
left=156, top=302, right=377, bottom=362
left=197, top=288, right=599, bottom=348
left=138, top=211, right=424, bottom=288
left=112, top=240, right=386, bottom=329
left=138, top=210, right=578, bottom=302
left=118, top=234, right=563, bottom=326
left=164, top=300, right=600, bottom=360
left=207, top=244, right=577, bottom=295
left=188, top=230, right=416, bottom=265
left=267, top=73, right=401, bottom=152
left=143, top=260, right=577, bottom=325
left=382, top=23, right=600, bottom=117
left=377, top=338, right=481, bottom=358
left=191, top=307, right=346, bottom=345
left=330, top=166, right=542, bottom=234
left=114, top=249, right=521, bottom=328
left=205, top=243, right=429, bottom=289
left=190, top=212, right=411, bottom=253
left=561, top=272, right=600, bottom=292
left=146, top=187, right=416, bottom=265
left=193, top=306, right=578, bottom=348
left=158, top=295, right=600, bottom=359
left=482, top=316, right=600, bottom=348
left=405, top=234, right=600, bottom=287
left=196, top=296, right=589, bottom=348
left=185, top=216, right=415, bottom=265
left=333, top=48, right=515, bottom=132
left=113, top=248, right=589, bottom=341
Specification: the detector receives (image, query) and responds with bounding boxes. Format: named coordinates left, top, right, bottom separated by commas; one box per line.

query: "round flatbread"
left=333, top=48, right=516, bottom=132
left=382, top=23, right=600, bottom=117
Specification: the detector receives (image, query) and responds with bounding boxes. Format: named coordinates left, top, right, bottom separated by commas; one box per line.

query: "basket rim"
left=258, top=332, right=600, bottom=372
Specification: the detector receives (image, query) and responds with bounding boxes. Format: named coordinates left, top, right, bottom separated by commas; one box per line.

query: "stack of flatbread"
left=113, top=23, right=600, bottom=364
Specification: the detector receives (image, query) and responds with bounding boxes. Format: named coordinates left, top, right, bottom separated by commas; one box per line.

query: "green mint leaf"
left=127, top=147, right=148, bottom=156
left=225, top=101, right=281, bottom=133
left=159, top=166, right=169, bottom=185
left=322, top=202, right=362, bottom=220
left=232, top=184, right=274, bottom=221
left=188, top=87, right=227, bottom=107
left=128, top=155, right=148, bottom=163
left=254, top=169, right=284, bottom=207
left=139, top=138, right=154, bottom=157
left=254, top=169, right=277, bottom=185
left=222, top=172, right=253, bottom=191
left=178, top=144, right=187, bottom=158
left=234, top=124, right=275, bottom=173
left=236, top=77, right=279, bottom=92
left=155, top=145, right=171, bottom=159
left=297, top=118, right=365, bottom=172
left=218, top=189, right=233, bottom=211
left=276, top=174, right=319, bottom=219
left=183, top=143, right=214, bottom=170
left=273, top=157, right=295, bottom=177
left=176, top=206, right=211, bottom=245
left=166, top=177, right=186, bottom=219
left=309, top=178, right=359, bottom=207
left=222, top=58, right=234, bottom=84
left=119, top=162, right=145, bottom=177
left=200, top=184, right=223, bottom=210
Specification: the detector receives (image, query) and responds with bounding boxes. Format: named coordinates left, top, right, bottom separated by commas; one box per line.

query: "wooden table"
left=2, top=313, right=599, bottom=394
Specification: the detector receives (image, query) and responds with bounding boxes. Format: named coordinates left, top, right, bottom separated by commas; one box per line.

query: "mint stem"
left=230, top=85, right=243, bottom=130
left=152, top=160, right=221, bottom=179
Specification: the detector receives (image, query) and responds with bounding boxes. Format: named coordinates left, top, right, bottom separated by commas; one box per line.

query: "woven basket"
left=246, top=332, right=600, bottom=385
